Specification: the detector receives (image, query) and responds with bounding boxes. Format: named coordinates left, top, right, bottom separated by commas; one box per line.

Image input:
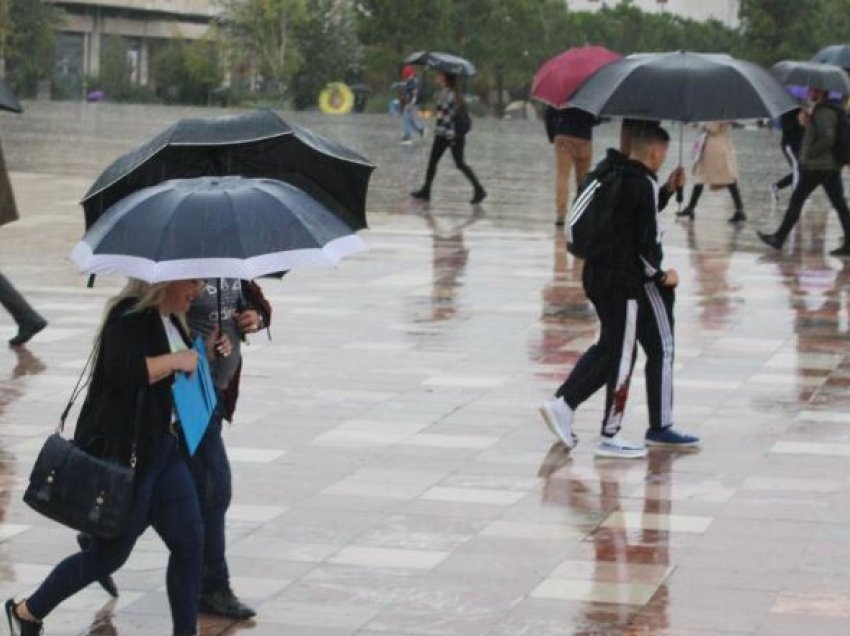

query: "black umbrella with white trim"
left=71, top=176, right=366, bottom=283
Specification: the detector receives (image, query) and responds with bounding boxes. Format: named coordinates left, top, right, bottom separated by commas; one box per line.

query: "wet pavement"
left=1, top=103, right=850, bottom=635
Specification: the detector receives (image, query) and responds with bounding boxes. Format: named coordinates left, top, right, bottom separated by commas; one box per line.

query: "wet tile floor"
left=1, top=105, right=850, bottom=634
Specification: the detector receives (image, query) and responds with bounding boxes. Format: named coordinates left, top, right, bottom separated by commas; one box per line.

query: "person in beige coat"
left=677, top=121, right=746, bottom=223
left=0, top=138, right=47, bottom=346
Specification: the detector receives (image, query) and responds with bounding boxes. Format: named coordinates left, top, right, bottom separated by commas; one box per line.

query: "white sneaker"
left=538, top=399, right=578, bottom=449
left=594, top=434, right=646, bottom=459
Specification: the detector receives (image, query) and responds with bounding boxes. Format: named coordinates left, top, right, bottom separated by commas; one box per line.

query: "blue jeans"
left=27, top=436, right=203, bottom=635
left=402, top=105, right=424, bottom=140
left=189, top=413, right=232, bottom=591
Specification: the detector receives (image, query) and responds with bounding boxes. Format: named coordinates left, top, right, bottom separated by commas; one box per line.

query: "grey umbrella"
left=771, top=60, right=850, bottom=95
left=0, top=80, right=22, bottom=114
left=406, top=51, right=476, bottom=77
left=569, top=51, right=797, bottom=123
left=812, top=45, right=850, bottom=69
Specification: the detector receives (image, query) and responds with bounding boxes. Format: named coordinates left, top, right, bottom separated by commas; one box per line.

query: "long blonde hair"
left=98, top=278, right=189, bottom=340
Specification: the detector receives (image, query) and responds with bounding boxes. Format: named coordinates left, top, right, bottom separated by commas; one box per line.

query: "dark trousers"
left=775, top=145, right=799, bottom=191
left=774, top=169, right=850, bottom=244
left=422, top=135, right=483, bottom=194
left=189, top=414, right=232, bottom=591
left=688, top=183, right=743, bottom=211
left=556, top=265, right=638, bottom=437
left=0, top=272, right=43, bottom=328
left=28, top=436, right=203, bottom=635
left=557, top=275, right=674, bottom=432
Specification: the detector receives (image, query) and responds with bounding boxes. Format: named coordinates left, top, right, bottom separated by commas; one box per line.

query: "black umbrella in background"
left=0, top=80, right=23, bottom=114
left=771, top=60, right=850, bottom=95
left=406, top=51, right=477, bottom=77
left=812, top=45, right=850, bottom=69
left=569, top=51, right=797, bottom=206
left=81, top=109, right=375, bottom=231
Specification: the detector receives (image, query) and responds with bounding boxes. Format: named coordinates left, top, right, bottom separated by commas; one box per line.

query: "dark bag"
left=567, top=164, right=623, bottom=259
left=831, top=106, right=850, bottom=165
left=454, top=105, right=472, bottom=136
left=23, top=349, right=142, bottom=539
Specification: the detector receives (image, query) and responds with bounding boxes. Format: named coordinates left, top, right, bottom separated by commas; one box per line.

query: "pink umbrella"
left=532, top=45, right=622, bottom=108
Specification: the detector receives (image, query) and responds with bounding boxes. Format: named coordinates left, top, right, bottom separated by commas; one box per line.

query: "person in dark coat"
left=545, top=106, right=598, bottom=226
left=0, top=138, right=47, bottom=346
left=6, top=278, right=231, bottom=636
left=411, top=71, right=486, bottom=204
left=758, top=89, right=850, bottom=255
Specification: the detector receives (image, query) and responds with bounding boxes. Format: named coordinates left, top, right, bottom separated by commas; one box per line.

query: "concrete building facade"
left=566, top=0, right=740, bottom=28
left=48, top=0, right=218, bottom=97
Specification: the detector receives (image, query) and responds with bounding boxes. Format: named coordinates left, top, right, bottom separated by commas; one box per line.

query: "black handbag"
left=23, top=348, right=142, bottom=539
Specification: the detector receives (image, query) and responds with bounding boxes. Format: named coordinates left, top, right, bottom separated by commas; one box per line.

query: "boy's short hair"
left=632, top=123, right=670, bottom=149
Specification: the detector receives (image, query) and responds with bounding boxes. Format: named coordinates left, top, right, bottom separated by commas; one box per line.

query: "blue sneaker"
left=645, top=427, right=700, bottom=448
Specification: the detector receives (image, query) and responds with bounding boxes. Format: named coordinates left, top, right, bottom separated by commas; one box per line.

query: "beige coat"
left=0, top=139, right=19, bottom=227
left=692, top=121, right=739, bottom=186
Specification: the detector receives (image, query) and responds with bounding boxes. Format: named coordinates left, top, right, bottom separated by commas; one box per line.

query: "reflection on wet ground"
left=1, top=103, right=850, bottom=634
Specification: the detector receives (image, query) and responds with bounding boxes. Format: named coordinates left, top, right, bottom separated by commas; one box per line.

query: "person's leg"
left=413, top=136, right=449, bottom=198
left=771, top=171, right=823, bottom=244
left=0, top=272, right=47, bottom=346
left=151, top=439, right=204, bottom=636
left=775, top=145, right=799, bottom=191
left=638, top=281, right=675, bottom=432
left=727, top=182, right=746, bottom=222
left=554, top=136, right=573, bottom=224
left=401, top=108, right=413, bottom=140
left=599, top=297, right=639, bottom=439
left=449, top=135, right=485, bottom=201
left=677, top=184, right=703, bottom=218
left=821, top=170, right=850, bottom=252
left=569, top=137, right=593, bottom=192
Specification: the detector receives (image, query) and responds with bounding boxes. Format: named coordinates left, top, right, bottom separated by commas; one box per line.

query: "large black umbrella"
left=0, top=80, right=22, bottom=114
left=406, top=51, right=476, bottom=77
left=81, top=109, right=375, bottom=230
left=569, top=52, right=797, bottom=123
left=72, top=176, right=366, bottom=283
left=812, top=45, right=850, bottom=69
left=771, top=60, right=850, bottom=95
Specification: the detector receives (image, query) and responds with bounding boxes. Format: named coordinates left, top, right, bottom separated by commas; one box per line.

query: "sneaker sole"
left=538, top=406, right=577, bottom=449
left=645, top=439, right=700, bottom=448
left=593, top=447, right=647, bottom=459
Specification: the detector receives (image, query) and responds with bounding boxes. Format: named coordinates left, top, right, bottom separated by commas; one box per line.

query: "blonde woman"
left=6, top=278, right=230, bottom=636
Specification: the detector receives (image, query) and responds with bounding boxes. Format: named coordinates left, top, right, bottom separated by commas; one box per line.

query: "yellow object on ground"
left=319, top=82, right=355, bottom=114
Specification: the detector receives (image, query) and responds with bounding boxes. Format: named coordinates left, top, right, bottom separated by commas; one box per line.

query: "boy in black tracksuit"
left=539, top=124, right=701, bottom=458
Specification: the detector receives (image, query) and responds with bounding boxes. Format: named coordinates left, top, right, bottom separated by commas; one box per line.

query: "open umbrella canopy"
left=812, top=45, right=850, bottom=69
left=568, top=51, right=797, bottom=123
left=531, top=45, right=622, bottom=108
left=771, top=60, right=850, bottom=95
left=81, top=109, right=375, bottom=231
left=0, top=80, right=22, bottom=114
left=405, top=51, right=476, bottom=77
left=72, top=176, right=366, bottom=283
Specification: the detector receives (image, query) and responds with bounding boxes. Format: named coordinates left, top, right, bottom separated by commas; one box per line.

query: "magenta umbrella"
left=532, top=45, right=622, bottom=108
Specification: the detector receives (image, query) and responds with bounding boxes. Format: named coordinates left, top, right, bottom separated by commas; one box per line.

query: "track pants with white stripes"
left=556, top=271, right=675, bottom=434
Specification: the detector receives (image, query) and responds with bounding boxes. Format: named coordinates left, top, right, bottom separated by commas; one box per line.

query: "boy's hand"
left=666, top=166, right=686, bottom=191
left=661, top=269, right=679, bottom=288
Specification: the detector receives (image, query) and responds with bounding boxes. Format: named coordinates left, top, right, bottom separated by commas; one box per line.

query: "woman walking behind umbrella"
left=411, top=71, right=486, bottom=204
left=677, top=121, right=746, bottom=223
left=6, top=278, right=231, bottom=636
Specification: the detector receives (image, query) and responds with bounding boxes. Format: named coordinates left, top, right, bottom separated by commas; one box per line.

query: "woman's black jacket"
left=73, top=297, right=191, bottom=478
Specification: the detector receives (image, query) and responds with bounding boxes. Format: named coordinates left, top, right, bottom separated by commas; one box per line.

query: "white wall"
left=566, top=0, right=740, bottom=28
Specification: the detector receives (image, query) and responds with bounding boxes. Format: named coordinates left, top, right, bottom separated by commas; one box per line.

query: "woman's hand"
left=236, top=309, right=262, bottom=334
left=205, top=325, right=232, bottom=360
left=171, top=350, right=199, bottom=375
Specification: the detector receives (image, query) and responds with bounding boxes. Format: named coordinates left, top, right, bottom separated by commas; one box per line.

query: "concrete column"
left=88, top=7, right=101, bottom=77
left=140, top=39, right=149, bottom=86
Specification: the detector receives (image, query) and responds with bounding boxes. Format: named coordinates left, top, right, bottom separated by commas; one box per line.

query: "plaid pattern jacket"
left=434, top=88, right=457, bottom=139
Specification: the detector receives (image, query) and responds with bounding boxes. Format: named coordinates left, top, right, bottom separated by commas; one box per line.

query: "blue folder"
left=171, top=337, right=218, bottom=456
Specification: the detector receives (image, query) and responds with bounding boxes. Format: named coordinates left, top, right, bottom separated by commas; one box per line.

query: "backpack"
left=567, top=164, right=623, bottom=260
left=831, top=106, right=850, bottom=165
left=454, top=104, right=472, bottom=136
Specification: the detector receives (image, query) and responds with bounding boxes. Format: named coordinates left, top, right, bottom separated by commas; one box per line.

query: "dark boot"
left=410, top=187, right=430, bottom=201
left=77, top=533, right=119, bottom=598
left=199, top=583, right=256, bottom=620
left=4, top=599, right=43, bottom=635
left=676, top=205, right=695, bottom=219
left=728, top=210, right=746, bottom=223
left=757, top=231, right=784, bottom=250
left=829, top=243, right=850, bottom=257
left=470, top=186, right=486, bottom=204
